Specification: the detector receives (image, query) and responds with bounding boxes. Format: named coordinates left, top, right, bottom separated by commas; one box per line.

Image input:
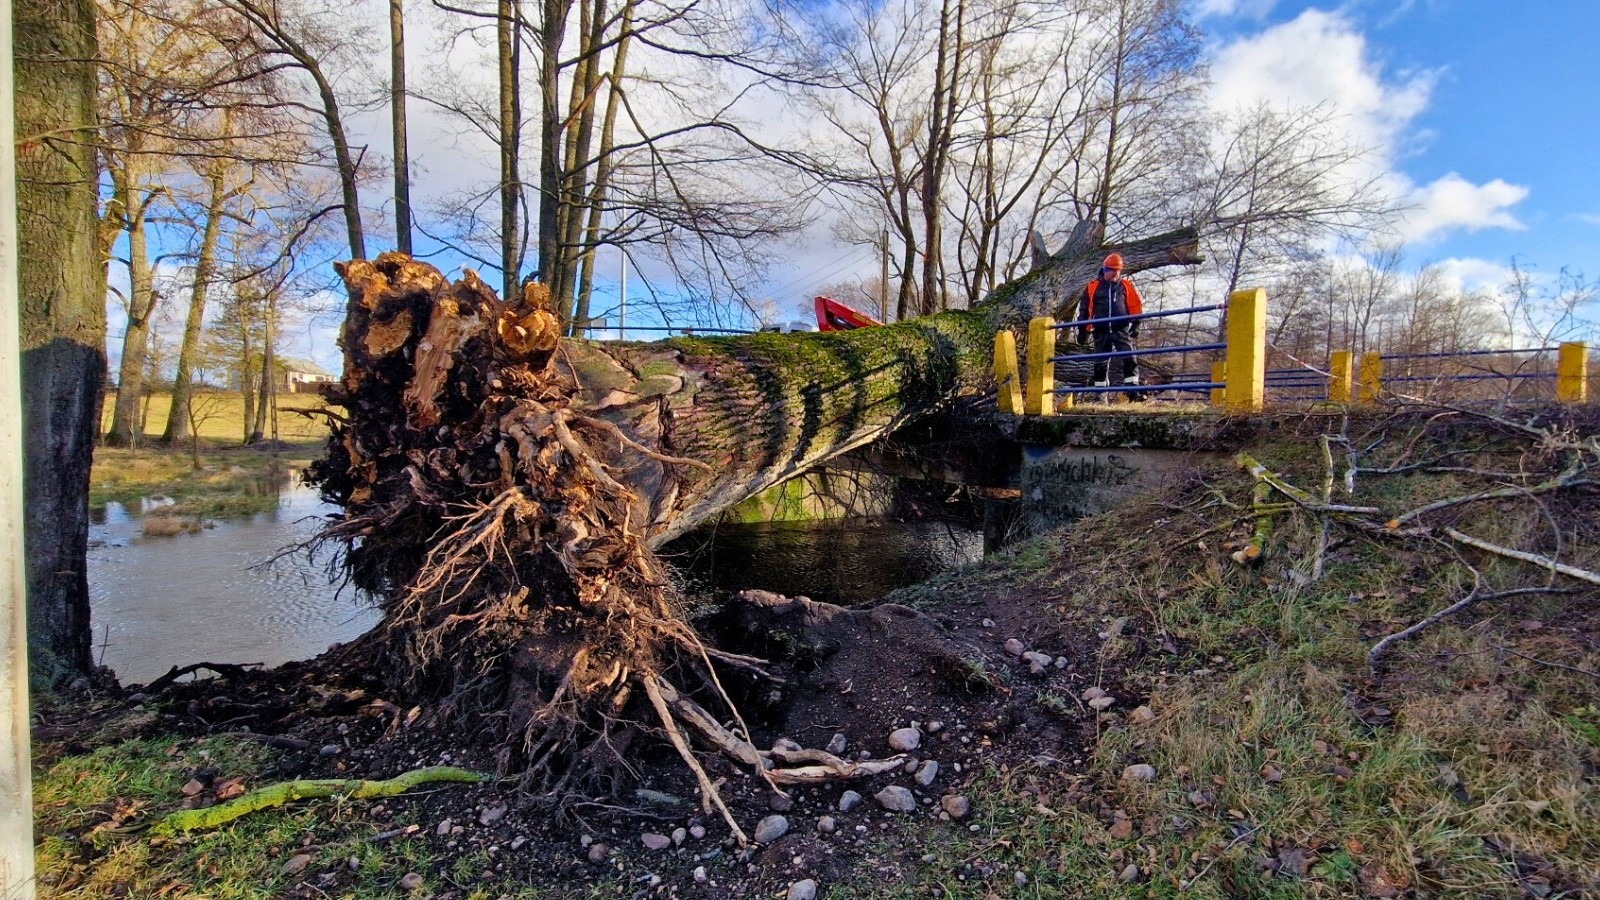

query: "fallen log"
left=308, top=225, right=1200, bottom=807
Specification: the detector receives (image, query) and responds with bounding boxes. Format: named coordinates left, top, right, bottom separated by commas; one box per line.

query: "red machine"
left=814, top=296, right=883, bottom=331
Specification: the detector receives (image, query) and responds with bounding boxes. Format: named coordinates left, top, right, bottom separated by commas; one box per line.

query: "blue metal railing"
left=1051, top=341, right=1226, bottom=365
left=1039, top=301, right=1232, bottom=399
left=1378, top=346, right=1553, bottom=362
left=1048, top=302, right=1226, bottom=333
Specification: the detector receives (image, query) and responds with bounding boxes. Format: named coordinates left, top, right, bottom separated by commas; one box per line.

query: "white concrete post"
left=0, top=0, right=38, bottom=892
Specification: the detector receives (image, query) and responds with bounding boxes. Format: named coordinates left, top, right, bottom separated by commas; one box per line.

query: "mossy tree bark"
left=312, top=225, right=1198, bottom=797
left=16, top=0, right=105, bottom=684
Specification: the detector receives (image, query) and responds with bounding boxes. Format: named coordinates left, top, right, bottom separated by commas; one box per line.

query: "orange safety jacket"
left=1077, top=277, right=1143, bottom=333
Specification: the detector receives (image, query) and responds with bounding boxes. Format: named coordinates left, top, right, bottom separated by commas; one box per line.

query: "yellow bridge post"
left=1209, top=361, right=1225, bottom=408
left=1026, top=316, right=1056, bottom=416
left=1224, top=288, right=1266, bottom=413
left=1358, top=352, right=1383, bottom=403
left=1558, top=341, right=1588, bottom=403
left=1329, top=350, right=1353, bottom=403
left=993, top=330, right=1023, bottom=414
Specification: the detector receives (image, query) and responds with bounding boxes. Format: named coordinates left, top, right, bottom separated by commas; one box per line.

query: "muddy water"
left=88, top=480, right=379, bottom=685
left=89, top=484, right=982, bottom=685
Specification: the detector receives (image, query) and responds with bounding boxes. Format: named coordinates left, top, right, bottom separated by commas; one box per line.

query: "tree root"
left=150, top=766, right=486, bottom=836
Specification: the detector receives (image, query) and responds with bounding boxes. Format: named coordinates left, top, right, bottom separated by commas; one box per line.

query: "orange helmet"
left=1103, top=253, right=1123, bottom=271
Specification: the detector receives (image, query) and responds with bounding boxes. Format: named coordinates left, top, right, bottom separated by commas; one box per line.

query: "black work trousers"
left=1091, top=329, right=1138, bottom=384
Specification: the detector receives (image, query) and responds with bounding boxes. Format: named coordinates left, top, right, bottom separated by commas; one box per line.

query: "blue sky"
left=110, top=0, right=1600, bottom=375
left=1195, top=0, right=1599, bottom=290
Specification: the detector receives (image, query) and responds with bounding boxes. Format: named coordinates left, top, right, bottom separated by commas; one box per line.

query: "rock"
left=1029, top=662, right=1048, bottom=676
left=1129, top=705, right=1156, bottom=725
left=689, top=824, right=707, bottom=840
left=753, top=815, right=790, bottom=843
left=1082, top=686, right=1108, bottom=701
left=579, top=835, right=593, bottom=847
left=1023, top=651, right=1052, bottom=666
left=693, top=866, right=708, bottom=884
left=1120, top=864, right=1140, bottom=882
left=587, top=842, right=609, bottom=863
left=769, top=793, right=795, bottom=812
left=875, top=786, right=917, bottom=812
left=940, top=795, right=971, bottom=819
left=888, top=727, right=922, bottom=752
left=282, top=854, right=313, bottom=876
left=816, top=816, right=836, bottom=833
left=1015, top=871, right=1029, bottom=887
left=902, top=756, right=920, bottom=773
left=478, top=803, right=507, bottom=826
left=838, top=790, right=862, bottom=812
left=510, top=836, right=527, bottom=851
left=672, top=827, right=687, bottom=846
left=773, top=738, right=803, bottom=753
left=1004, top=638, right=1026, bottom=656
left=398, top=872, right=425, bottom=892
left=1121, top=764, right=1157, bottom=782
left=319, top=744, right=341, bottom=757
left=435, top=818, right=454, bottom=836
left=915, top=760, right=939, bottom=786
left=1108, top=815, right=1134, bottom=840
left=927, top=721, right=944, bottom=734
left=1089, top=696, right=1115, bottom=711
left=826, top=733, right=848, bottom=755
left=1054, top=656, right=1069, bottom=668
left=982, top=618, right=995, bottom=628
left=786, top=878, right=818, bottom=900
left=641, top=833, right=672, bottom=851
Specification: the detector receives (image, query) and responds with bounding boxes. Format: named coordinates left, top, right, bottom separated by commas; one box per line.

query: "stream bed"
left=88, top=482, right=983, bottom=684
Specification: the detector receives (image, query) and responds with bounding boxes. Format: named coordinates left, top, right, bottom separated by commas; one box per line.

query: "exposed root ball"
left=309, top=254, right=892, bottom=827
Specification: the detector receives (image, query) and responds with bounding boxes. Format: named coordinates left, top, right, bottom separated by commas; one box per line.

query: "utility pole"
left=0, top=0, right=37, bottom=891
left=879, top=228, right=890, bottom=323
left=618, top=247, right=627, bottom=341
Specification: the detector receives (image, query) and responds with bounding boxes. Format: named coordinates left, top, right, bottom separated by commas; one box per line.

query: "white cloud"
left=1431, top=256, right=1514, bottom=295
left=1574, top=213, right=1600, bottom=226
left=1208, top=9, right=1432, bottom=152
left=1398, top=174, right=1526, bottom=243
left=1207, top=8, right=1526, bottom=244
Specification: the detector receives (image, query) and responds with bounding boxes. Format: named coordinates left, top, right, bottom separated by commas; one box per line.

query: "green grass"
left=32, top=734, right=589, bottom=899
left=92, top=391, right=333, bottom=519
left=839, top=438, right=1600, bottom=898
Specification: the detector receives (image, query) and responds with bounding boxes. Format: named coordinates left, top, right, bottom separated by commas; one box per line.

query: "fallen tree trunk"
left=309, top=225, right=1200, bottom=804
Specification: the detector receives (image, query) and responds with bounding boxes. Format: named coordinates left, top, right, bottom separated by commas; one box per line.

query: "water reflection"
left=89, top=486, right=983, bottom=684
left=666, top=517, right=983, bottom=608
left=87, top=478, right=381, bottom=685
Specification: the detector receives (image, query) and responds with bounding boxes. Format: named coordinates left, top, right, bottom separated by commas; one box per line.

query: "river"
left=88, top=481, right=982, bottom=685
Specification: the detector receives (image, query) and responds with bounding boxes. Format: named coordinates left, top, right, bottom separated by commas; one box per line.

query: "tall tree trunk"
left=536, top=0, right=571, bottom=296
left=499, top=0, right=523, bottom=300
left=918, top=0, right=964, bottom=316
left=555, top=0, right=604, bottom=329
left=250, top=295, right=276, bottom=443
left=574, top=0, right=633, bottom=328
left=1095, top=0, right=1128, bottom=233
left=106, top=171, right=157, bottom=447
left=390, top=0, right=413, bottom=254
left=238, top=305, right=256, bottom=444
left=16, top=0, right=104, bottom=684
left=164, top=162, right=228, bottom=443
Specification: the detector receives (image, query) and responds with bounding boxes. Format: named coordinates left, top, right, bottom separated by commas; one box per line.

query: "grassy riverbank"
left=40, top=410, right=1600, bottom=898
left=92, top=392, right=333, bottom=519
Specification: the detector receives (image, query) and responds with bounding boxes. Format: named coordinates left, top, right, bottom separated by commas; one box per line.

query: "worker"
left=1075, top=253, right=1143, bottom=399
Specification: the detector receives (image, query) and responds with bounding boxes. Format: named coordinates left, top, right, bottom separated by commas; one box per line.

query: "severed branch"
left=1368, top=581, right=1573, bottom=670
left=1235, top=453, right=1384, bottom=516
left=1443, top=528, right=1600, bottom=586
